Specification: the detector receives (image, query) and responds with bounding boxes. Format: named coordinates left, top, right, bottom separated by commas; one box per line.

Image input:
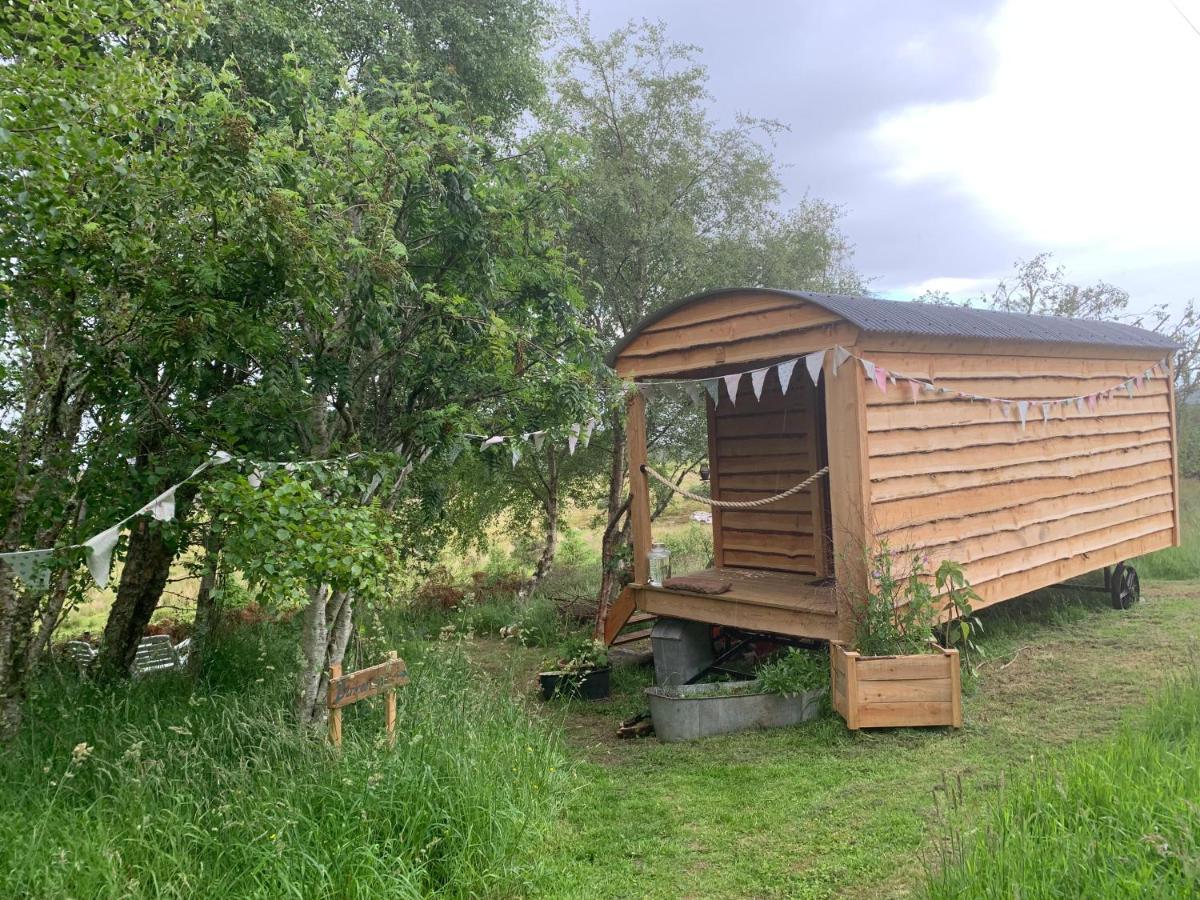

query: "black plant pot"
left=539, top=666, right=611, bottom=701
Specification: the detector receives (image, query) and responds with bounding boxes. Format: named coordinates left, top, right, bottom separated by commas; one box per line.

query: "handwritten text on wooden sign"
left=327, top=657, right=409, bottom=710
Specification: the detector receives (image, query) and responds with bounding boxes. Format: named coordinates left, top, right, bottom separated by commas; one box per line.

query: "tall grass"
left=925, top=667, right=1200, bottom=897
left=0, top=626, right=570, bottom=899
left=1134, top=478, right=1200, bottom=580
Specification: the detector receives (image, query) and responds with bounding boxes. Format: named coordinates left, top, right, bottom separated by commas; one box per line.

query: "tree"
left=545, top=15, right=860, bottom=609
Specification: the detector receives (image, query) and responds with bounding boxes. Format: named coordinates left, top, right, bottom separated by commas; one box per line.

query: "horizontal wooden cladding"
left=891, top=487, right=1175, bottom=558
left=716, top=453, right=814, bottom=475
left=612, top=322, right=859, bottom=378
left=872, top=442, right=1173, bottom=503
left=721, top=529, right=814, bottom=557
left=875, top=463, right=1175, bottom=537
left=870, top=411, right=1169, bottom=457
left=870, top=428, right=1171, bottom=480
left=939, top=508, right=1176, bottom=589
left=968, top=527, right=1174, bottom=611
left=716, top=414, right=808, bottom=439
left=858, top=677, right=951, bottom=704
left=857, top=337, right=1169, bottom=364
left=640, top=293, right=806, bottom=333
left=860, top=350, right=1168, bottom=382
left=622, top=304, right=842, bottom=358
left=867, top=392, right=1168, bottom=433
left=720, top=510, right=814, bottom=532
left=718, top=472, right=821, bottom=493
left=857, top=701, right=954, bottom=729
left=715, top=489, right=815, bottom=512
left=722, top=550, right=815, bottom=573
left=867, top=375, right=1169, bottom=408
left=719, top=436, right=813, bottom=457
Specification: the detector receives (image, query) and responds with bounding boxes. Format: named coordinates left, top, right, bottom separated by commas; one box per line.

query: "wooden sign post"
left=327, top=651, right=408, bottom=749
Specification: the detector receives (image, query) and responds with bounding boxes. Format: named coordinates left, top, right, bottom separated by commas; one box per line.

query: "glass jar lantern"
left=648, top=543, right=671, bottom=587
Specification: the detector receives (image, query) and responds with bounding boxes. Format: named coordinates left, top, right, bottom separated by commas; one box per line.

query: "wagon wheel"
left=1110, top=562, right=1140, bottom=610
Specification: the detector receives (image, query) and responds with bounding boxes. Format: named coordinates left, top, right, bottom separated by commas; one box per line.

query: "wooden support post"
left=705, top=396, right=724, bottom=568
left=385, top=651, right=398, bottom=746
left=824, top=349, right=872, bottom=643
left=1167, top=353, right=1182, bottom=548
left=328, top=662, right=343, bottom=749
left=627, top=389, right=653, bottom=585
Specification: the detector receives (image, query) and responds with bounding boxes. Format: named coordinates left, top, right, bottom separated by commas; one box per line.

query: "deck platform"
left=630, top=567, right=839, bottom=640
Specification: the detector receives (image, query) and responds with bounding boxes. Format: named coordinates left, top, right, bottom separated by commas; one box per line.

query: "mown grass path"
left=536, top=583, right=1200, bottom=898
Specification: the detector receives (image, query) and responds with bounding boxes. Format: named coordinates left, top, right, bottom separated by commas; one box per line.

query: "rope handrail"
left=641, top=464, right=829, bottom=510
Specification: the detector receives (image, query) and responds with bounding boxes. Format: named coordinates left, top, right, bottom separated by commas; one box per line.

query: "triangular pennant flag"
left=873, top=365, right=889, bottom=394
left=833, top=346, right=852, bottom=376
left=908, top=380, right=921, bottom=403
left=1001, top=401, right=1013, bottom=419
left=532, top=431, right=546, bottom=451
left=480, top=435, right=504, bottom=450
left=247, top=470, right=262, bottom=489
left=861, top=359, right=876, bottom=381
left=1135, top=374, right=1144, bottom=391
left=805, top=350, right=826, bottom=386
left=1075, top=397, right=1086, bottom=414
left=684, top=383, right=702, bottom=405
left=144, top=485, right=177, bottom=522
left=1017, top=400, right=1029, bottom=430
left=511, top=444, right=521, bottom=468
left=1, top=549, right=53, bottom=592
left=568, top=423, right=580, bottom=455
left=923, top=382, right=937, bottom=394
left=750, top=368, right=768, bottom=401
left=776, top=359, right=798, bottom=395
left=1124, top=381, right=1135, bottom=399
left=84, top=525, right=122, bottom=590
left=723, top=372, right=742, bottom=406
left=583, top=418, right=597, bottom=448
left=1144, top=367, right=1155, bottom=382
left=1086, top=394, right=1098, bottom=412
left=1042, top=403, right=1051, bottom=424
left=702, top=379, right=720, bottom=405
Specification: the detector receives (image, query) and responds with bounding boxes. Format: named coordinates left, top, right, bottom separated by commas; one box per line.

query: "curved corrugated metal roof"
left=606, top=288, right=1179, bottom=366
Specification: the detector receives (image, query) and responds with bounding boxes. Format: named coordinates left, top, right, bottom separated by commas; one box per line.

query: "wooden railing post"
left=627, top=389, right=653, bottom=585
left=328, top=662, right=343, bottom=749
left=385, top=651, right=398, bottom=746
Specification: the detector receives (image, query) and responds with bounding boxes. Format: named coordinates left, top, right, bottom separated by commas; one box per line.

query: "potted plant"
left=831, top=545, right=978, bottom=730
left=539, top=635, right=611, bottom=701
left=645, top=647, right=827, bottom=742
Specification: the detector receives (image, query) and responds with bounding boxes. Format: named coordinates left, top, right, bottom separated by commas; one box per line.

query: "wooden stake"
left=385, top=651, right=397, bottom=746
left=328, top=662, right=343, bottom=749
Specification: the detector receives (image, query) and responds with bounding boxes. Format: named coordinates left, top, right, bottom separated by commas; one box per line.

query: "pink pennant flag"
left=1086, top=394, right=1098, bottom=412
left=908, top=380, right=921, bottom=403
left=873, top=365, right=889, bottom=394
left=723, top=372, right=742, bottom=405
left=1134, top=374, right=1143, bottom=390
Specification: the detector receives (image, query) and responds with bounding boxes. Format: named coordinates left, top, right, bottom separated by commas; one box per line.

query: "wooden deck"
left=630, top=566, right=839, bottom=641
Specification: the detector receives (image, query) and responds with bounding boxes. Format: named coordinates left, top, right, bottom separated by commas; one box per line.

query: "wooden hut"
left=602, top=288, right=1181, bottom=645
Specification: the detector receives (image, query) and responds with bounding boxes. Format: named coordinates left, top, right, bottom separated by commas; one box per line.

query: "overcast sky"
left=579, top=0, right=1200, bottom=315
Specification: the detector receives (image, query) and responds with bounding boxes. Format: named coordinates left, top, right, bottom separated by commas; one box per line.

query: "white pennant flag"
left=702, top=378, right=720, bottom=405
left=532, top=431, right=546, bottom=451
left=583, top=418, right=597, bottom=448
left=1075, top=397, right=1086, bottom=414
left=723, top=372, right=742, bottom=405
left=860, top=359, right=876, bottom=381
left=806, top=350, right=826, bottom=386
left=85, top=525, right=122, bottom=590
left=480, top=435, right=504, bottom=450
left=568, top=423, right=581, bottom=455
left=1041, top=403, right=1051, bottom=424
left=511, top=444, right=522, bottom=467
left=142, top=485, right=177, bottom=522
left=1124, top=380, right=1135, bottom=398
left=1017, top=400, right=1029, bottom=430
left=833, top=345, right=852, bottom=376
left=1, top=549, right=53, bottom=592
left=776, top=359, right=798, bottom=395
left=211, top=450, right=234, bottom=467
left=750, top=368, right=768, bottom=401
left=248, top=467, right=265, bottom=488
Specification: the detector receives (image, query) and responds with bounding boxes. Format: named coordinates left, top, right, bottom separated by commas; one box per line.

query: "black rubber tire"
left=1110, top=562, right=1140, bottom=610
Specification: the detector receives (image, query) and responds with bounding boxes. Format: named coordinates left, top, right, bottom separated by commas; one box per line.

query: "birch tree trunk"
left=296, top=584, right=355, bottom=726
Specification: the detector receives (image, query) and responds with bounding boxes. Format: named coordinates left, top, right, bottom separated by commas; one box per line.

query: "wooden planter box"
left=830, top=641, right=962, bottom=730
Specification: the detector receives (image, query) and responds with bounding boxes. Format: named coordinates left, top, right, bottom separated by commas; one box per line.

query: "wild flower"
left=71, top=742, right=93, bottom=765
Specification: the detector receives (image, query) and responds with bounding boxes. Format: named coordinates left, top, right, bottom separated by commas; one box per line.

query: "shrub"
left=756, top=647, right=829, bottom=696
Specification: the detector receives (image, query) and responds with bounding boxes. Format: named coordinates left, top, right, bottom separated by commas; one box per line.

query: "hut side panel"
left=861, top=349, right=1176, bottom=610
left=711, top=372, right=823, bottom=575
left=612, top=292, right=857, bottom=378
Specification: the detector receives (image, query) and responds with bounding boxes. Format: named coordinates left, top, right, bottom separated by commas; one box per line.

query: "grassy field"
left=18, top=482, right=1199, bottom=897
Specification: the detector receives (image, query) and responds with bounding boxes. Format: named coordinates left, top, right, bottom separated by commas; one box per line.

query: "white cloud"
left=872, top=0, right=1200, bottom=305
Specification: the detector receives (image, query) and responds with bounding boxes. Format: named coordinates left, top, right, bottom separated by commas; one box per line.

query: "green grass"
left=925, top=667, right=1200, bottom=897
left=1134, top=478, right=1200, bottom=580
left=0, top=626, right=570, bottom=899
left=535, top=582, right=1200, bottom=898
